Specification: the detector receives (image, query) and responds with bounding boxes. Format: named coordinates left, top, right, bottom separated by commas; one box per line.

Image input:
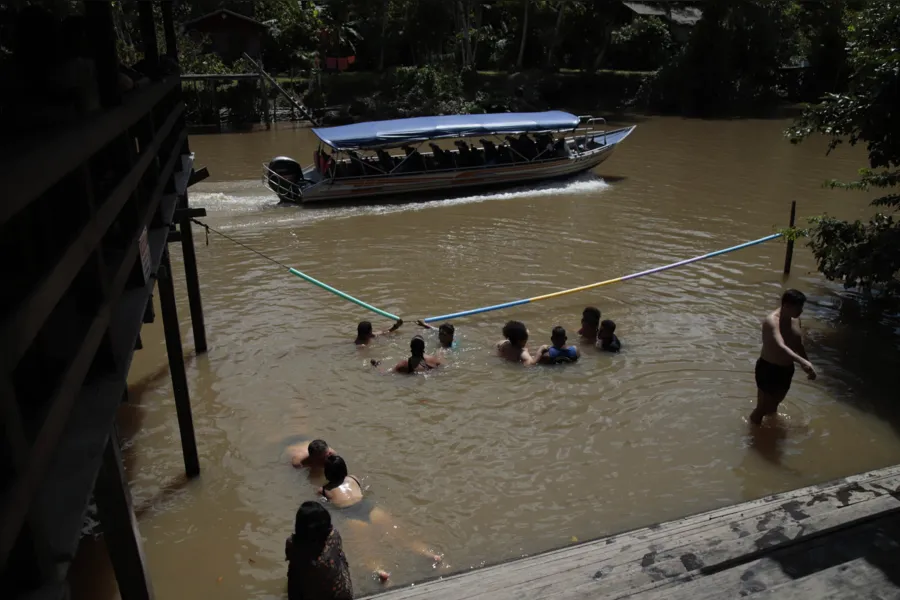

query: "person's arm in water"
left=764, top=315, right=816, bottom=378
left=415, top=319, right=436, bottom=330
left=521, top=347, right=538, bottom=366
left=376, top=319, right=404, bottom=336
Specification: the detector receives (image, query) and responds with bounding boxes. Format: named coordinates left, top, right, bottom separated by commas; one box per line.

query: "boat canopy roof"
left=311, top=111, right=581, bottom=150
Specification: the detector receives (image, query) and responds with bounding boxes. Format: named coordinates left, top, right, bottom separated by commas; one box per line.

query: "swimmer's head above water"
left=598, top=319, right=616, bottom=341
left=356, top=321, right=374, bottom=343
left=307, top=439, right=334, bottom=467
left=502, top=320, right=529, bottom=348
left=438, top=323, right=455, bottom=348
left=550, top=326, right=568, bottom=348
left=581, top=307, right=601, bottom=333
left=780, top=289, right=806, bottom=318
left=324, top=455, right=349, bottom=486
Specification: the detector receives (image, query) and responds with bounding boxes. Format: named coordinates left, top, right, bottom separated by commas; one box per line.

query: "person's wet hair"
left=600, top=319, right=616, bottom=333
left=582, top=307, right=601, bottom=327
left=408, top=335, right=426, bottom=372
left=357, top=321, right=373, bottom=338
left=308, top=439, right=329, bottom=459
left=324, top=455, right=349, bottom=484
left=551, top=326, right=567, bottom=343
left=292, top=501, right=332, bottom=548
left=438, top=323, right=455, bottom=337
left=503, top=321, right=528, bottom=346
left=781, top=289, right=806, bottom=307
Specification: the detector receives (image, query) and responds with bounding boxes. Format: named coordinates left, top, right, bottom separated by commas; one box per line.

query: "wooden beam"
left=94, top=431, right=154, bottom=600
left=0, top=103, right=185, bottom=370
left=85, top=0, right=120, bottom=108
left=157, top=250, right=200, bottom=477
left=160, top=0, right=178, bottom=60
left=0, top=78, right=178, bottom=228
left=174, top=207, right=207, bottom=219
left=0, top=134, right=188, bottom=569
left=137, top=1, right=159, bottom=77
left=187, top=166, right=210, bottom=187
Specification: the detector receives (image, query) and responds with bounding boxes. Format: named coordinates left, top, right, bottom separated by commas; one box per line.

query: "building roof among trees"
left=182, top=8, right=268, bottom=30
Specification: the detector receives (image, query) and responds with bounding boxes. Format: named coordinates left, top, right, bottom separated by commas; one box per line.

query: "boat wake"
left=190, top=173, right=610, bottom=231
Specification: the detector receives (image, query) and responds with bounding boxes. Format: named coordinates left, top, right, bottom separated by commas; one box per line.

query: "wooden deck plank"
left=364, top=465, right=900, bottom=600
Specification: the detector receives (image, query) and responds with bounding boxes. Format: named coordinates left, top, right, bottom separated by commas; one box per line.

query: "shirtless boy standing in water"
left=751, top=289, right=817, bottom=425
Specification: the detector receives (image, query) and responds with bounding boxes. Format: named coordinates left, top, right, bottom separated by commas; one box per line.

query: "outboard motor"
left=266, top=156, right=305, bottom=203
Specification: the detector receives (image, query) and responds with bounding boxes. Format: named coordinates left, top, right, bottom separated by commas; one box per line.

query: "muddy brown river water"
left=70, top=116, right=900, bottom=599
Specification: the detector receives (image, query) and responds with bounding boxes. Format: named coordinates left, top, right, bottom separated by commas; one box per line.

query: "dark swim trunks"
left=338, top=497, right=376, bottom=524
left=755, top=358, right=795, bottom=396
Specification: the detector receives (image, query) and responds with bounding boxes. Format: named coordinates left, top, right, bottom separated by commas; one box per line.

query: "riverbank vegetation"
left=786, top=1, right=900, bottom=302
left=95, top=0, right=860, bottom=119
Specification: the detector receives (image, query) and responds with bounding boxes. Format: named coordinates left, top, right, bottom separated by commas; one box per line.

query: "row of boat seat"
left=326, top=136, right=576, bottom=179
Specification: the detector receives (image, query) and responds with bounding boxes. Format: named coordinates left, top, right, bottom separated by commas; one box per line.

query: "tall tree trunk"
left=592, top=23, right=613, bottom=71
left=378, top=0, right=388, bottom=71
left=516, top=0, right=529, bottom=70
left=546, top=2, right=566, bottom=70
left=457, top=0, right=472, bottom=67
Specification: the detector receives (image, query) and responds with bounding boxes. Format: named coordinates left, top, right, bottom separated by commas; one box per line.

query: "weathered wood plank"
left=750, top=557, right=898, bottom=599
left=364, top=466, right=900, bottom=600
left=0, top=78, right=178, bottom=226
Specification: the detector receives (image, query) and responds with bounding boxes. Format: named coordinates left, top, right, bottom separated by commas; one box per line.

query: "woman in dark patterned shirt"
left=286, top=501, right=353, bottom=600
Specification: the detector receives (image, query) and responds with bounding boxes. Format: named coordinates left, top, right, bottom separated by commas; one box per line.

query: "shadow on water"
left=806, top=294, right=900, bottom=435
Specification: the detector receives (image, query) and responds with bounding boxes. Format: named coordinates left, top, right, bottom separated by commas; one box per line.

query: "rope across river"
left=192, top=219, right=781, bottom=323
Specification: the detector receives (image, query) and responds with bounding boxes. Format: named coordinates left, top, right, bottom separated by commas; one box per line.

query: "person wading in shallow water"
left=285, top=501, right=353, bottom=600
left=751, top=289, right=817, bottom=425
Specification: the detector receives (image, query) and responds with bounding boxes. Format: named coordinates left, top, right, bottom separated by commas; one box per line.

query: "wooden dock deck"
left=365, top=465, right=900, bottom=599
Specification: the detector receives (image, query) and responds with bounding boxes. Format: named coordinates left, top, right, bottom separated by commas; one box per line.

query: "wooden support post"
left=94, top=430, right=154, bottom=600
left=160, top=0, right=178, bottom=60
left=137, top=1, right=159, bottom=77
left=85, top=0, right=120, bottom=108
left=178, top=218, right=208, bottom=354
left=157, top=250, right=200, bottom=477
left=261, top=74, right=271, bottom=130
left=783, top=200, right=796, bottom=275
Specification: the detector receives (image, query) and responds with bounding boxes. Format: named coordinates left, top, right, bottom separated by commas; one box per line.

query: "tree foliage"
left=786, top=1, right=900, bottom=299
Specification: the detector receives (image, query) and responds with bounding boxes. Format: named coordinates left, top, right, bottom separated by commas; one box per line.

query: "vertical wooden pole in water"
left=178, top=216, right=208, bottom=354
left=783, top=200, right=796, bottom=275
left=94, top=429, right=154, bottom=600
left=158, top=249, right=201, bottom=477
left=261, top=73, right=271, bottom=130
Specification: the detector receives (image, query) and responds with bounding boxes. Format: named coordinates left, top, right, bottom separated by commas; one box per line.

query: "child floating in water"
left=596, top=319, right=621, bottom=353
left=536, top=326, right=580, bottom=364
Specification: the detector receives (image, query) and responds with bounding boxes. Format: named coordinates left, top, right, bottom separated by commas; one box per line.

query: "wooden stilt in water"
left=177, top=215, right=208, bottom=354
left=158, top=249, right=200, bottom=477
left=783, top=200, right=797, bottom=275
left=94, top=429, right=154, bottom=600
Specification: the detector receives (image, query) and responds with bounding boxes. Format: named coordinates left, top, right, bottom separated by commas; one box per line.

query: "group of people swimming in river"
left=284, top=438, right=442, bottom=599
left=319, top=132, right=574, bottom=179
left=285, top=290, right=817, bottom=598
left=357, top=306, right=622, bottom=374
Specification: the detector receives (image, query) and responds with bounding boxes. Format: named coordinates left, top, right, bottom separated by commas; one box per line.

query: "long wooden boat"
left=263, top=112, right=635, bottom=204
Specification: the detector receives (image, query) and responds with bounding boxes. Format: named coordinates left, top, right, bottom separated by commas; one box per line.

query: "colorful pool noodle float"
left=422, top=233, right=782, bottom=323
left=288, top=267, right=400, bottom=321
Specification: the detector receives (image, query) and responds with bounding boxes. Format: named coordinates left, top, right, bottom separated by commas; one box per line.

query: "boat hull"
left=270, top=126, right=634, bottom=205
